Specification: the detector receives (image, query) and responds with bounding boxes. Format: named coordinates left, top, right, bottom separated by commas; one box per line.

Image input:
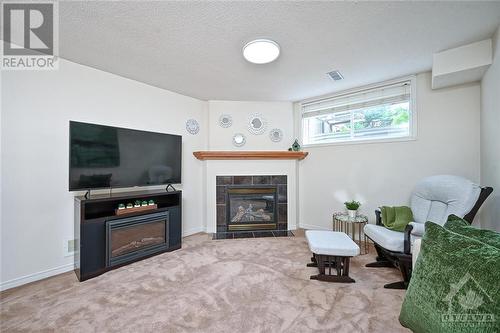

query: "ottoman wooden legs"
left=307, top=253, right=355, bottom=283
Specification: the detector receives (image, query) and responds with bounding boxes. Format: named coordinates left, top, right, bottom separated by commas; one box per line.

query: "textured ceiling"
left=59, top=1, right=500, bottom=101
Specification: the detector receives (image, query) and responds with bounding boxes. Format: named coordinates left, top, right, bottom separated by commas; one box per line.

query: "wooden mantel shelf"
left=193, top=151, right=309, bottom=160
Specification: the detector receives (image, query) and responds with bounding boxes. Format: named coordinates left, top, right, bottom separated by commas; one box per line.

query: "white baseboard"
left=299, top=223, right=371, bottom=242
left=1, top=228, right=205, bottom=292
left=182, top=226, right=205, bottom=237
left=0, top=262, right=74, bottom=292
left=299, top=223, right=330, bottom=230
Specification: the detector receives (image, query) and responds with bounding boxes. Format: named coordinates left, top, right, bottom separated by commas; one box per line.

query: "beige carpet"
left=1, top=231, right=409, bottom=332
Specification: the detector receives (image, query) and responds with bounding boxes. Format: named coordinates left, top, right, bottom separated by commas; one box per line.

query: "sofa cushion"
left=399, top=222, right=500, bottom=333
left=412, top=238, right=422, bottom=269
left=410, top=175, right=480, bottom=225
left=444, top=214, right=500, bottom=250
left=364, top=224, right=405, bottom=252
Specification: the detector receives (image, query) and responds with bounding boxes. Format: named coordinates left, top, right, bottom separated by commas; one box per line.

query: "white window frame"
left=296, top=75, right=417, bottom=148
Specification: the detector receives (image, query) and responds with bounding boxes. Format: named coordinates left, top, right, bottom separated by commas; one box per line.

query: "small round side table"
left=333, top=212, right=369, bottom=255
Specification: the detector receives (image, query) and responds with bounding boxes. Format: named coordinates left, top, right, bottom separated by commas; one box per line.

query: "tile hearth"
left=213, top=230, right=294, bottom=240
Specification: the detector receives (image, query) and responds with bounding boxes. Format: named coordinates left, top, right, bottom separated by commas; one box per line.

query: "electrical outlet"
left=68, top=239, right=76, bottom=252
left=64, top=239, right=78, bottom=257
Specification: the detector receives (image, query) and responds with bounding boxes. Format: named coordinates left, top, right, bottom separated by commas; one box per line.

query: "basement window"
left=301, top=77, right=416, bottom=146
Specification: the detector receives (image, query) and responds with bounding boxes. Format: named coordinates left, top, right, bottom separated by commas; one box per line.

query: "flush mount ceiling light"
left=243, top=39, right=280, bottom=64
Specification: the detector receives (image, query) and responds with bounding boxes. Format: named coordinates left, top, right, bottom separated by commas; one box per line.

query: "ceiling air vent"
left=327, top=70, right=344, bottom=81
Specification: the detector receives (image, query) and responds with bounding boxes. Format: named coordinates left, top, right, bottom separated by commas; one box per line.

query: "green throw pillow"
left=444, top=215, right=500, bottom=250
left=399, top=222, right=500, bottom=333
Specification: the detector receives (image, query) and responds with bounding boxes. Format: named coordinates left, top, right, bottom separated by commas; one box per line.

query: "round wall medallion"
left=232, top=133, right=246, bottom=147
left=247, top=113, right=267, bottom=135
left=269, top=128, right=283, bottom=142
left=186, top=119, right=200, bottom=135
left=219, top=114, right=232, bottom=128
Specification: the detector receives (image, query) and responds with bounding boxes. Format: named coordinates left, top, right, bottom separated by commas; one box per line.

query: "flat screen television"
left=69, top=121, right=182, bottom=191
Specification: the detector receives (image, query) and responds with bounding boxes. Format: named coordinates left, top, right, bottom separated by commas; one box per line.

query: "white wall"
left=0, top=70, right=3, bottom=283
left=480, top=26, right=500, bottom=232
left=207, top=100, right=294, bottom=150
left=298, top=72, right=481, bottom=230
left=0, top=59, right=208, bottom=289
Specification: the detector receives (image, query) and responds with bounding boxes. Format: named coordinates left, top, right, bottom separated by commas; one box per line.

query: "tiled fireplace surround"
left=203, top=159, right=298, bottom=234
left=216, top=175, right=288, bottom=233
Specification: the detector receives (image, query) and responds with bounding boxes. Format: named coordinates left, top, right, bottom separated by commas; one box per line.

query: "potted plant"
left=344, top=200, right=361, bottom=219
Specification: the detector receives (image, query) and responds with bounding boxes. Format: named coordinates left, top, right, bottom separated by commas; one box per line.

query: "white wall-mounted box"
left=432, top=39, right=492, bottom=89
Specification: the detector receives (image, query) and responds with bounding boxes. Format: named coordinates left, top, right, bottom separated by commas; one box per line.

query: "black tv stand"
left=84, top=189, right=91, bottom=199
left=74, top=189, right=182, bottom=281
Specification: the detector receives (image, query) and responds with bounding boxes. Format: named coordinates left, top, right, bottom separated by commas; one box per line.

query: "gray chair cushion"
left=364, top=224, right=421, bottom=253
left=364, top=224, right=405, bottom=252
left=410, top=175, right=480, bottom=226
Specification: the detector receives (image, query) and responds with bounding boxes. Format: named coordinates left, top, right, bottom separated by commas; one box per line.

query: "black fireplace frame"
left=106, top=211, right=169, bottom=268
left=226, top=185, right=278, bottom=231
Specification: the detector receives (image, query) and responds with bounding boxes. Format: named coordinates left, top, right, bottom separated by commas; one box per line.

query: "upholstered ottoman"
left=305, top=230, right=360, bottom=283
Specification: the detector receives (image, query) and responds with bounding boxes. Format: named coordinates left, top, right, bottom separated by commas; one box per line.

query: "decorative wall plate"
left=269, top=128, right=283, bottom=142
left=186, top=119, right=200, bottom=135
left=247, top=113, right=267, bottom=135
left=219, top=114, right=232, bottom=128
left=232, top=133, right=246, bottom=147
